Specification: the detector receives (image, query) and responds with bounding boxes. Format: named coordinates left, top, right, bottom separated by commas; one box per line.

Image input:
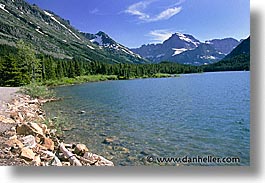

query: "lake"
left=44, top=71, right=250, bottom=166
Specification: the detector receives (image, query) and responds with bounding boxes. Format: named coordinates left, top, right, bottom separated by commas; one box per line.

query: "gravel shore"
left=0, top=87, right=19, bottom=116
left=0, top=87, right=114, bottom=166
left=0, top=87, right=28, bottom=165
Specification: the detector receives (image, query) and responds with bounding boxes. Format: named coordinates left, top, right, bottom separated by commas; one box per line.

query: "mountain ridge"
left=203, top=36, right=250, bottom=71
left=0, top=0, right=148, bottom=64
left=131, top=33, right=240, bottom=65
left=0, top=0, right=247, bottom=67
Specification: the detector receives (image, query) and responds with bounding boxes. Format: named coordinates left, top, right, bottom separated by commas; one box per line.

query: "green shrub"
left=43, top=75, right=118, bottom=86
left=20, top=82, right=55, bottom=99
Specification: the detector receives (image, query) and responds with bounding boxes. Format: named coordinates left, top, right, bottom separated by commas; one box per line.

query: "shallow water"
left=44, top=71, right=250, bottom=166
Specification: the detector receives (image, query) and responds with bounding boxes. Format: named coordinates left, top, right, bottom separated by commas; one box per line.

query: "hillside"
left=223, top=36, right=250, bottom=59
left=203, top=36, right=250, bottom=71
left=0, top=0, right=147, bottom=64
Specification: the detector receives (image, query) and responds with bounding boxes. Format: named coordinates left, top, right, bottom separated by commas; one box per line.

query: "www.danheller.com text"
left=145, top=155, right=241, bottom=165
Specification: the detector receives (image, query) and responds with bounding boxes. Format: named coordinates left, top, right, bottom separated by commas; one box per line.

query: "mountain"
left=131, top=33, right=240, bottom=65
left=169, top=43, right=226, bottom=65
left=82, top=31, right=145, bottom=63
left=203, top=36, right=250, bottom=71
left=205, top=38, right=239, bottom=54
left=131, top=33, right=201, bottom=63
left=0, top=0, right=148, bottom=64
left=223, top=36, right=250, bottom=59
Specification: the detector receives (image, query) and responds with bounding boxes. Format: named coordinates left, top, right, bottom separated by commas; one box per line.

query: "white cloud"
left=152, top=7, right=182, bottom=21
left=148, top=29, right=174, bottom=42
left=125, top=0, right=183, bottom=22
left=125, top=0, right=152, bottom=20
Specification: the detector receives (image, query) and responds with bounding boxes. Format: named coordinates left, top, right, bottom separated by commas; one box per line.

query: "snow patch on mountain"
left=156, top=54, right=165, bottom=58
left=121, top=47, right=135, bottom=55
left=87, top=45, right=95, bottom=50
left=0, top=3, right=10, bottom=14
left=176, top=33, right=200, bottom=47
left=44, top=10, right=81, bottom=40
left=35, top=28, right=44, bottom=35
left=200, top=55, right=216, bottom=60
left=205, top=41, right=213, bottom=44
left=172, top=48, right=188, bottom=56
left=90, top=35, right=103, bottom=45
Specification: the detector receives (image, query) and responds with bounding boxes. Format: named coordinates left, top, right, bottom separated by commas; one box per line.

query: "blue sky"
left=26, top=0, right=250, bottom=48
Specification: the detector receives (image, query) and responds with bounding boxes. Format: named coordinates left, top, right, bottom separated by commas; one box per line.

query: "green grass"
left=42, top=74, right=118, bottom=86
left=20, top=82, right=55, bottom=99
left=152, top=73, right=180, bottom=78
left=41, top=73, right=180, bottom=87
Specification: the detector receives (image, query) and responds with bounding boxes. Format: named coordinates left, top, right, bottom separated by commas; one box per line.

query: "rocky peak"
left=163, top=33, right=201, bottom=49
left=92, top=31, right=117, bottom=46
left=205, top=38, right=239, bottom=54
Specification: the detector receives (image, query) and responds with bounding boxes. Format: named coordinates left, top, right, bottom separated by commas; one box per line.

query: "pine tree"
left=17, top=40, right=41, bottom=82
left=0, top=54, right=24, bottom=86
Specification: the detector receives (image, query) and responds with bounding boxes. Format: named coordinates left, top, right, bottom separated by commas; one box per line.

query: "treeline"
left=0, top=41, right=202, bottom=86
left=0, top=40, right=250, bottom=87
left=202, top=54, right=250, bottom=72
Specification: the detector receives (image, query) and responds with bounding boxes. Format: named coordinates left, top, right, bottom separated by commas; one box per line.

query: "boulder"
left=39, top=124, right=49, bottom=134
left=16, top=122, right=44, bottom=136
left=0, top=115, right=15, bottom=123
left=32, top=155, right=41, bottom=166
left=40, top=150, right=55, bottom=162
left=5, top=137, right=24, bottom=149
left=28, top=122, right=44, bottom=136
left=73, top=144, right=89, bottom=156
left=20, top=147, right=35, bottom=161
left=102, top=136, right=119, bottom=145
left=42, top=137, right=55, bottom=151
left=51, top=156, right=62, bottom=166
left=16, top=124, right=33, bottom=136
left=22, top=135, right=37, bottom=148
left=114, top=146, right=130, bottom=154
left=83, top=152, right=114, bottom=166
left=9, top=111, right=18, bottom=120
left=36, top=144, right=48, bottom=151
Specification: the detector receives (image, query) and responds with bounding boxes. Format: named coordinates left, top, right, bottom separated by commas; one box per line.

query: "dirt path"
left=0, top=87, right=19, bottom=116
left=0, top=87, right=27, bottom=166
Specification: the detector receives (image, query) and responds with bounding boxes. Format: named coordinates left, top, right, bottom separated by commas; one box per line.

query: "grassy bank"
left=41, top=73, right=180, bottom=87
left=42, top=75, right=118, bottom=87
left=20, top=83, right=55, bottom=99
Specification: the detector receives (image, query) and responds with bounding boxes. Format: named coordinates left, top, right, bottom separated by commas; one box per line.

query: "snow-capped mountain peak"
left=162, top=33, right=201, bottom=51
left=131, top=32, right=239, bottom=65
left=175, top=32, right=201, bottom=47
left=85, top=31, right=144, bottom=60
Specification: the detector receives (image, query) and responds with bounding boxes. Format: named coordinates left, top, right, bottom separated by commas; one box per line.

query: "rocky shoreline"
left=0, top=92, right=114, bottom=166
